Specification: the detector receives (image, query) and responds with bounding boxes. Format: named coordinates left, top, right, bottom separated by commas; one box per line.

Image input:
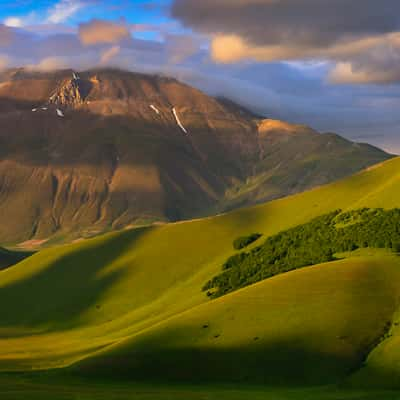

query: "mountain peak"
left=0, top=67, right=392, bottom=244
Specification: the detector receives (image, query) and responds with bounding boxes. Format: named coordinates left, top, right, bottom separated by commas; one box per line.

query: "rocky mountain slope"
left=0, top=68, right=392, bottom=244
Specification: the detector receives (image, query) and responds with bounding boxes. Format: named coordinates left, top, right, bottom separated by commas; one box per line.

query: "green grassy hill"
left=350, top=290, right=400, bottom=389
left=75, top=255, right=400, bottom=385
left=1, top=157, right=400, bottom=388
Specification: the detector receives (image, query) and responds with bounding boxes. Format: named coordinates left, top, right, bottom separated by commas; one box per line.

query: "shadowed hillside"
left=0, top=247, right=33, bottom=270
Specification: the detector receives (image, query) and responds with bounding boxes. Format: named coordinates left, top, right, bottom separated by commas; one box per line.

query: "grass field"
left=2, top=157, right=400, bottom=394
left=74, top=254, right=400, bottom=385
left=1, top=374, right=400, bottom=400
left=349, top=296, right=400, bottom=389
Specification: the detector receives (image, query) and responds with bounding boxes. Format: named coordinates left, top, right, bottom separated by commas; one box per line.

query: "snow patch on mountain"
left=150, top=104, right=160, bottom=115
left=172, top=107, right=188, bottom=134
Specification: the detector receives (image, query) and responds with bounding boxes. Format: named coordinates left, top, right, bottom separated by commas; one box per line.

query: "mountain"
left=0, top=68, right=392, bottom=244
left=1, top=157, right=400, bottom=389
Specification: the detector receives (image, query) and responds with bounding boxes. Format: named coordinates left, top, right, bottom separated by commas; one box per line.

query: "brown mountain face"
left=0, top=68, right=392, bottom=245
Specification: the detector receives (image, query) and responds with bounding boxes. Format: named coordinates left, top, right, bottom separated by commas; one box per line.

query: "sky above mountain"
left=0, top=0, right=399, bottom=153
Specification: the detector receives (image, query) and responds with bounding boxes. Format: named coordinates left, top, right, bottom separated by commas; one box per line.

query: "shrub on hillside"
left=204, top=208, right=400, bottom=298
left=233, top=233, right=262, bottom=250
left=223, top=252, right=249, bottom=270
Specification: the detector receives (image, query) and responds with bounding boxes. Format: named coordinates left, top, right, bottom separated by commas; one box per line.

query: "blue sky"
left=0, top=1, right=171, bottom=28
left=0, top=0, right=399, bottom=153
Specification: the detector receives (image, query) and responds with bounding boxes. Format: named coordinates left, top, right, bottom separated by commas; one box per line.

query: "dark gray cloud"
left=164, top=33, right=201, bottom=64
left=171, top=0, right=400, bottom=84
left=172, top=0, right=400, bottom=45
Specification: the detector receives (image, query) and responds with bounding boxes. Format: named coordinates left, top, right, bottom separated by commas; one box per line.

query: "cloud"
left=2, top=1, right=87, bottom=30
left=165, top=34, right=200, bottom=64
left=47, top=0, right=85, bottom=24
left=172, top=0, right=400, bottom=47
left=79, top=19, right=131, bottom=45
left=210, top=32, right=400, bottom=63
left=3, top=17, right=23, bottom=28
left=100, top=45, right=121, bottom=64
left=2, top=31, right=86, bottom=61
left=0, top=8, right=399, bottom=153
left=27, top=56, right=70, bottom=71
left=25, top=51, right=104, bottom=72
left=327, top=34, right=400, bottom=84
left=172, top=0, right=400, bottom=84
left=330, top=62, right=400, bottom=85
left=210, top=34, right=305, bottom=63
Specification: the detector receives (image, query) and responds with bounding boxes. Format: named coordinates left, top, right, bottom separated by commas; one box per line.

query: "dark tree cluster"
left=203, top=208, right=400, bottom=298
left=233, top=233, right=263, bottom=250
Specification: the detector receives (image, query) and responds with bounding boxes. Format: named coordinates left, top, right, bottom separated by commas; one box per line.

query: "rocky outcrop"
left=48, top=75, right=90, bottom=107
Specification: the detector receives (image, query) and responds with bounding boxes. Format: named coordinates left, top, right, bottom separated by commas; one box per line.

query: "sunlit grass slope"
left=0, top=375, right=399, bottom=400
left=76, top=255, right=400, bottom=385
left=1, top=157, right=400, bottom=381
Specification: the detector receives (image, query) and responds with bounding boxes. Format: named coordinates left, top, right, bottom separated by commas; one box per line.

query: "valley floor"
left=1, top=374, right=399, bottom=400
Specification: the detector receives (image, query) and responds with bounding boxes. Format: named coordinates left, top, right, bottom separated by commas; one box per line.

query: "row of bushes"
left=203, top=208, right=400, bottom=298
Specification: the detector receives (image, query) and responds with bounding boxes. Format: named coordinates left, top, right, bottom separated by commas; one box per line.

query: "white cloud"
left=4, top=17, right=23, bottom=28
left=2, top=2, right=82, bottom=30
left=47, top=0, right=85, bottom=24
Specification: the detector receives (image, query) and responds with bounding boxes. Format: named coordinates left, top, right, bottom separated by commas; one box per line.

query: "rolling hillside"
left=0, top=68, right=391, bottom=244
left=75, top=255, right=400, bottom=385
left=1, top=157, right=400, bottom=389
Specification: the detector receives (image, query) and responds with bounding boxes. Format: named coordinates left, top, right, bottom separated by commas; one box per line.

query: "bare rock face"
left=0, top=68, right=392, bottom=245
left=49, top=78, right=85, bottom=107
